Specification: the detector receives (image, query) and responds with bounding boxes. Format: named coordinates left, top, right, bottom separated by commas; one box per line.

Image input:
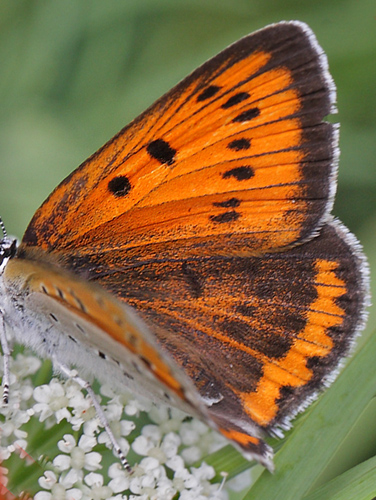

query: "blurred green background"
left=1, top=1, right=375, bottom=335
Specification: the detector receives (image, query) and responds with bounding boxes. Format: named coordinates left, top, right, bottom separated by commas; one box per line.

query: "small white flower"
left=141, top=456, right=160, bottom=471
left=82, top=472, right=113, bottom=499
left=12, top=354, right=41, bottom=378
left=180, top=421, right=200, bottom=446
left=167, top=455, right=186, bottom=473
left=83, top=418, right=102, bottom=437
left=34, top=493, right=54, bottom=500
left=53, top=433, right=102, bottom=473
left=132, top=435, right=154, bottom=456
left=181, top=446, right=201, bottom=464
left=129, top=474, right=145, bottom=495
left=148, top=404, right=170, bottom=424
left=4, top=352, right=231, bottom=500
left=108, top=462, right=130, bottom=493
left=38, top=470, right=58, bottom=490
left=1, top=414, right=29, bottom=437
left=191, top=462, right=216, bottom=481
left=13, top=378, right=35, bottom=406
left=155, top=477, right=177, bottom=500
left=180, top=470, right=199, bottom=489
left=84, top=472, right=103, bottom=486
left=179, top=492, right=208, bottom=500
left=64, top=380, right=97, bottom=430
left=33, top=380, right=70, bottom=422
left=0, top=415, right=31, bottom=460
left=36, top=469, right=83, bottom=500
left=0, top=356, right=37, bottom=460
left=124, top=396, right=151, bottom=416
left=0, top=448, right=11, bottom=461
left=141, top=424, right=162, bottom=443
left=161, top=432, right=181, bottom=460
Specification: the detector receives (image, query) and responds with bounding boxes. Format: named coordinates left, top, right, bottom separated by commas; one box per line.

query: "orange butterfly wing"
left=94, top=222, right=363, bottom=440
left=15, top=22, right=368, bottom=465
left=23, top=21, right=336, bottom=262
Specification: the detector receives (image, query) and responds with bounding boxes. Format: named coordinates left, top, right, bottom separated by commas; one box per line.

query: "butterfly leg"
left=0, top=316, right=11, bottom=405
left=52, top=356, right=132, bottom=472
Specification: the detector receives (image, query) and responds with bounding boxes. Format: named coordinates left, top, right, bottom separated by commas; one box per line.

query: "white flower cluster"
left=0, top=352, right=252, bottom=499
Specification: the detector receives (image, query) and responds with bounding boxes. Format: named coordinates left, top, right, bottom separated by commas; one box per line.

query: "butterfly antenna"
left=0, top=217, right=7, bottom=239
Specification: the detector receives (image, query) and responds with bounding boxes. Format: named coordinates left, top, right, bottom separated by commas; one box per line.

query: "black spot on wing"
left=164, top=392, right=172, bottom=401
left=228, top=138, right=251, bottom=151
left=140, top=356, right=153, bottom=370
left=74, top=296, right=87, bottom=313
left=108, top=176, right=131, bottom=197
left=233, top=107, right=260, bottom=123
left=197, top=85, right=221, bottom=102
left=213, top=198, right=241, bottom=208
left=223, top=166, right=254, bottom=181
left=147, top=139, right=176, bottom=165
left=123, top=371, right=134, bottom=381
left=210, top=211, right=240, bottom=224
left=222, top=92, right=250, bottom=109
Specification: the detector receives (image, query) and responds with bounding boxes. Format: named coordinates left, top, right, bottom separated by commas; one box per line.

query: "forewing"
left=22, top=21, right=337, bottom=262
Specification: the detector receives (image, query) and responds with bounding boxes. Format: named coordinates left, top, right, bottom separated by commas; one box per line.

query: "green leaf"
left=303, top=455, right=376, bottom=500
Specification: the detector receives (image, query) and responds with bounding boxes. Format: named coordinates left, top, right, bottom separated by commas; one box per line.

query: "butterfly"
left=0, top=20, right=369, bottom=472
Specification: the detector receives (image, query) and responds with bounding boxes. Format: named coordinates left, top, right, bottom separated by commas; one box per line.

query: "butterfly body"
left=0, top=21, right=369, bottom=470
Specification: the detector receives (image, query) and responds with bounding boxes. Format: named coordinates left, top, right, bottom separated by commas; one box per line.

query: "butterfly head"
left=0, top=218, right=18, bottom=272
